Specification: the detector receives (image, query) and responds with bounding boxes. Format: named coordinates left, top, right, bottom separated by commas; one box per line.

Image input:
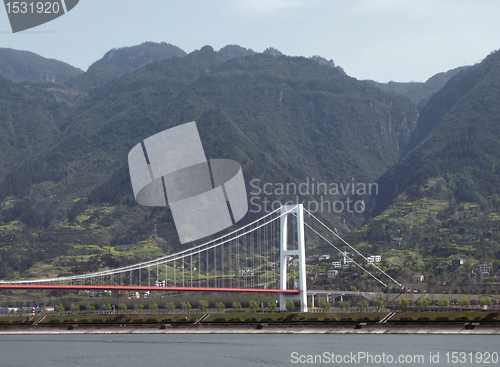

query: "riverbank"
left=1, top=322, right=500, bottom=335
left=2, top=311, right=500, bottom=334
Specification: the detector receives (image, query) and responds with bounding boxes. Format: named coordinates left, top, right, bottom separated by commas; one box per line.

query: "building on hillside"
left=412, top=275, right=424, bottom=282
left=480, top=272, right=490, bottom=280
left=343, top=257, right=353, bottom=264
left=238, top=269, right=254, bottom=276
left=451, top=259, right=463, bottom=266
left=327, top=270, right=339, bottom=279
left=332, top=261, right=342, bottom=268
left=392, top=237, right=403, bottom=245
left=476, top=263, right=489, bottom=272
left=367, top=255, right=381, bottom=264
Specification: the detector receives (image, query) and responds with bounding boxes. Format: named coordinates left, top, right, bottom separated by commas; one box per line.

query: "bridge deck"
left=0, top=285, right=300, bottom=294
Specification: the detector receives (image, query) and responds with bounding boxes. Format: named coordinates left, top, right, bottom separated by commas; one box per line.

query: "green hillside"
left=0, top=76, right=71, bottom=177
left=0, top=45, right=419, bottom=281
left=2, top=45, right=500, bottom=294
left=352, top=50, right=500, bottom=290
left=374, top=49, right=500, bottom=215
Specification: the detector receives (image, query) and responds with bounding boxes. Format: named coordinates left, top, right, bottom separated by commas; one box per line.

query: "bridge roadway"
left=306, top=290, right=385, bottom=307
left=0, top=285, right=383, bottom=300
left=0, top=284, right=300, bottom=294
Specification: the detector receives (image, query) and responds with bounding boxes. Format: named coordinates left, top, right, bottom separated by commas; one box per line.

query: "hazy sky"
left=1, top=0, right=499, bottom=82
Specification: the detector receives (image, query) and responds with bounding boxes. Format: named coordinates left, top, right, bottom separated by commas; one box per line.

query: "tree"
left=320, top=300, right=332, bottom=311
left=69, top=304, right=79, bottom=312
left=248, top=300, right=259, bottom=311
left=180, top=301, right=191, bottom=311
left=266, top=301, right=277, bottom=310
left=101, top=303, right=112, bottom=311
left=375, top=299, right=386, bottom=310
left=337, top=300, right=351, bottom=312
left=85, top=304, right=95, bottom=311
left=437, top=299, right=450, bottom=308
left=357, top=300, right=369, bottom=311
left=165, top=302, right=176, bottom=312
left=149, top=303, right=158, bottom=310
left=396, top=299, right=410, bottom=308
left=458, top=297, right=470, bottom=308
left=232, top=301, right=242, bottom=311
left=117, top=302, right=127, bottom=311
left=215, top=302, right=225, bottom=312
left=133, top=303, right=144, bottom=310
left=479, top=297, right=492, bottom=307
left=54, top=304, right=64, bottom=312
left=198, top=300, right=209, bottom=312
left=416, top=298, right=429, bottom=308
left=285, top=300, right=295, bottom=311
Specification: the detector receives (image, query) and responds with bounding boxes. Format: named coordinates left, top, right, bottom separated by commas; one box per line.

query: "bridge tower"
left=279, top=204, right=307, bottom=312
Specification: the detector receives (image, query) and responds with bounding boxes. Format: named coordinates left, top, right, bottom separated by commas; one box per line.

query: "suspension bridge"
left=0, top=204, right=403, bottom=312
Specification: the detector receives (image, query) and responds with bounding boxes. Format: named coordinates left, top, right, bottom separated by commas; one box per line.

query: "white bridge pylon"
left=279, top=204, right=403, bottom=312
left=280, top=204, right=307, bottom=312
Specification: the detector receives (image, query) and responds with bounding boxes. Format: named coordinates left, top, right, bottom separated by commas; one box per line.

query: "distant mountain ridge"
left=217, top=45, right=256, bottom=60
left=87, top=42, right=187, bottom=72
left=0, top=48, right=83, bottom=84
left=367, top=66, right=469, bottom=106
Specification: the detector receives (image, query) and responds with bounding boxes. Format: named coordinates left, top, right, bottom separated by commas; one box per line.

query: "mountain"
left=351, top=51, right=500, bottom=289
left=2, top=42, right=500, bottom=292
left=0, top=48, right=83, bottom=84
left=367, top=66, right=468, bottom=106
left=0, top=45, right=419, bottom=280
left=373, top=49, right=500, bottom=215
left=87, top=42, right=187, bottom=72
left=309, top=55, right=336, bottom=68
left=36, top=46, right=418, bottom=198
left=218, top=45, right=255, bottom=60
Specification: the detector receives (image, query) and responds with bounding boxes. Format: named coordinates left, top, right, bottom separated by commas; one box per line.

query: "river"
left=0, top=334, right=498, bottom=366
